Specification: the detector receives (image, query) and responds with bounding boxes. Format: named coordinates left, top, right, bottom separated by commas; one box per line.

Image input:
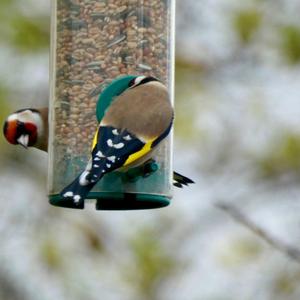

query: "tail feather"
left=60, top=158, right=107, bottom=205
left=173, top=171, right=194, bottom=188
left=60, top=172, right=103, bottom=205
left=59, top=125, right=143, bottom=205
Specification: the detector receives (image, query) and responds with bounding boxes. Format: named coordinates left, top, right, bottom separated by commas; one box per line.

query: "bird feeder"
left=48, top=0, right=175, bottom=210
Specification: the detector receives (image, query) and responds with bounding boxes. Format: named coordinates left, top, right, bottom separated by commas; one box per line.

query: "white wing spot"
left=112, top=129, right=119, bottom=135
left=114, top=142, right=124, bottom=149
left=63, top=191, right=74, bottom=198
left=107, top=139, right=114, bottom=147
left=123, top=135, right=132, bottom=141
left=79, top=171, right=90, bottom=186
left=86, top=160, right=92, bottom=171
left=96, top=151, right=105, bottom=158
left=73, top=195, right=81, bottom=203
left=106, top=163, right=111, bottom=168
left=94, top=164, right=99, bottom=168
left=107, top=156, right=116, bottom=163
left=94, top=157, right=100, bottom=161
left=93, top=175, right=98, bottom=178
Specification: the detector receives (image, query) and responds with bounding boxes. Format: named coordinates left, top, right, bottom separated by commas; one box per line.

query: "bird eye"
left=128, top=78, right=136, bottom=87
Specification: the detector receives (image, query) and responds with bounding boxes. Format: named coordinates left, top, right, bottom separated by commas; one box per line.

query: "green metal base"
left=49, top=192, right=170, bottom=210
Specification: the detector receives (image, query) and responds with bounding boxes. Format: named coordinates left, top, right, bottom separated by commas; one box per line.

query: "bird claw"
left=142, top=159, right=159, bottom=178
left=123, top=159, right=159, bottom=182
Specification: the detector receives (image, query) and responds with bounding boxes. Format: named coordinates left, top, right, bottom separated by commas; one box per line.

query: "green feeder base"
left=49, top=159, right=169, bottom=210
left=49, top=193, right=170, bottom=210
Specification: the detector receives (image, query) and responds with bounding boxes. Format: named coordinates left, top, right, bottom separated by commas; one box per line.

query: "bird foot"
left=123, top=159, right=159, bottom=182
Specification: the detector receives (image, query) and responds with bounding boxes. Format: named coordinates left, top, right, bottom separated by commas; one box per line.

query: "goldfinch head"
left=3, top=108, right=42, bottom=148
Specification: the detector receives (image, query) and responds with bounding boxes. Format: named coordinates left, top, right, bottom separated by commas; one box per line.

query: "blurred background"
left=1, top=0, right=300, bottom=299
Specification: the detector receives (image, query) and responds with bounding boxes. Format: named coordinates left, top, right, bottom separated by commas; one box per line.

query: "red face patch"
left=24, top=122, right=38, bottom=146
left=3, top=120, right=38, bottom=146
left=3, top=120, right=18, bottom=145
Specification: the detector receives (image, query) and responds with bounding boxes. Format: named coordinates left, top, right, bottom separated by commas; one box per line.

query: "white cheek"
left=135, top=76, right=146, bottom=85
left=7, top=114, right=18, bottom=122
left=18, top=110, right=34, bottom=123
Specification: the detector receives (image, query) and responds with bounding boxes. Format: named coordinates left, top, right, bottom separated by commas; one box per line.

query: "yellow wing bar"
left=91, top=129, right=99, bottom=151
left=123, top=139, right=154, bottom=166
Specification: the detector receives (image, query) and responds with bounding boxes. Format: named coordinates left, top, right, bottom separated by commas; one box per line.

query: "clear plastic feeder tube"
left=48, top=0, right=175, bottom=209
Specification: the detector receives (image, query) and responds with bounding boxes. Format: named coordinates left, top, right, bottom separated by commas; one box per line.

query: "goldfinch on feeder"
left=60, top=76, right=176, bottom=205
left=2, top=78, right=194, bottom=198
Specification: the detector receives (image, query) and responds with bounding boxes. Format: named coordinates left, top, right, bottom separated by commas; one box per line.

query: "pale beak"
left=17, top=134, right=29, bottom=149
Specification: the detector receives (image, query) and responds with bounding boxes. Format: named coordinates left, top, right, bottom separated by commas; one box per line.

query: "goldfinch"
left=3, top=108, right=48, bottom=151
left=60, top=76, right=175, bottom=205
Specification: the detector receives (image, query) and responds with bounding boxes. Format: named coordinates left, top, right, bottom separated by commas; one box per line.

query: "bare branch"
left=215, top=201, right=300, bottom=264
